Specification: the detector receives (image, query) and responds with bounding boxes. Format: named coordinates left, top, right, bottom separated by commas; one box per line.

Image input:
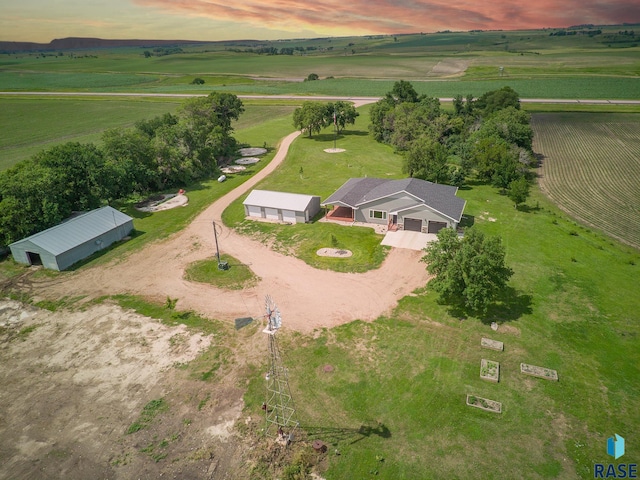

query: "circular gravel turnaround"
left=235, top=157, right=261, bottom=165
left=238, top=147, right=267, bottom=156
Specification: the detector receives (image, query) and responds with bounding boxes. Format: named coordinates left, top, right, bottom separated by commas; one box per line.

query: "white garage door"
left=265, top=208, right=279, bottom=220
left=247, top=205, right=262, bottom=217
left=282, top=210, right=296, bottom=223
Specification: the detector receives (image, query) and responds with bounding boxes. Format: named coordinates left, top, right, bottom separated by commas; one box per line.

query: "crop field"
left=1, top=26, right=638, bottom=99
left=532, top=113, right=640, bottom=249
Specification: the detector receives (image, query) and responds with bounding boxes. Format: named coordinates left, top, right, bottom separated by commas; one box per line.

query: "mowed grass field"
left=532, top=113, right=640, bottom=249
left=0, top=97, right=298, bottom=171
left=0, top=97, right=184, bottom=170
left=240, top=122, right=640, bottom=478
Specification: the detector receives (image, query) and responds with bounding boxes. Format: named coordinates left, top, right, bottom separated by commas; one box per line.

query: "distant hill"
left=0, top=37, right=235, bottom=53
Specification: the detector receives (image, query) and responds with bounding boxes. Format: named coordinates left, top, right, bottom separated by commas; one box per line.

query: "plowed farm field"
left=532, top=113, right=640, bottom=249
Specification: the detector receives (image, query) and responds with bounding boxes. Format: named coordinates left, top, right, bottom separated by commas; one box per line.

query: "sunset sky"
left=2, top=0, right=638, bottom=43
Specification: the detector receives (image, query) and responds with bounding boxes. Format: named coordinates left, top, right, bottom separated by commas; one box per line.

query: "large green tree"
left=507, top=176, right=531, bottom=208
left=482, top=107, right=533, bottom=150
left=404, top=136, right=449, bottom=183
left=293, top=101, right=329, bottom=138
left=179, top=92, right=244, bottom=166
left=422, top=227, right=513, bottom=314
left=327, top=101, right=359, bottom=134
left=475, top=86, right=521, bottom=115
left=0, top=143, right=107, bottom=245
left=101, top=127, right=157, bottom=196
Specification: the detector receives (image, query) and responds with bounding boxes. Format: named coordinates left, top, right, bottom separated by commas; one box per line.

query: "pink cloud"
left=133, top=0, right=640, bottom=34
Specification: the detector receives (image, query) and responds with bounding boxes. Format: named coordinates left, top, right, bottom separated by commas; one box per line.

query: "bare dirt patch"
left=428, top=59, right=470, bottom=77
left=0, top=299, right=249, bottom=479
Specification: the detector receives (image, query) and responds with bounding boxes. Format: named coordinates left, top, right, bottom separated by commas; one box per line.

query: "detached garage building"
left=9, top=206, right=133, bottom=271
left=243, top=190, right=321, bottom=224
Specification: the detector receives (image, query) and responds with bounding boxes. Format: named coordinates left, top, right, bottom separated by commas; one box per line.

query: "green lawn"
left=244, top=182, right=640, bottom=479
left=223, top=105, right=400, bottom=272
left=184, top=254, right=259, bottom=290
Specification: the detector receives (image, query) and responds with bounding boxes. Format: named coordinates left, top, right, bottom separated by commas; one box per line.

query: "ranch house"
left=322, top=177, right=466, bottom=233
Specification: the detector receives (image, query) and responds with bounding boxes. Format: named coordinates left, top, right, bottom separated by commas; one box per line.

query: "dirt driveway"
left=31, top=130, right=430, bottom=333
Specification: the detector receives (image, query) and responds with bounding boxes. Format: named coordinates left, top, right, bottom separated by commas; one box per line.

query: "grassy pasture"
left=242, top=182, right=640, bottom=479
left=532, top=113, right=640, bottom=249
left=0, top=98, right=297, bottom=171
left=3, top=71, right=636, bottom=99
left=0, top=97, right=183, bottom=170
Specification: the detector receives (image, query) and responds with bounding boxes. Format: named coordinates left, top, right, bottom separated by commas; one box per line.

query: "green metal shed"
left=9, top=206, right=133, bottom=271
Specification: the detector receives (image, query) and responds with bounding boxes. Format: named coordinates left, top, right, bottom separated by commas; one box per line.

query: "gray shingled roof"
left=10, top=206, right=132, bottom=255
left=322, top=177, right=466, bottom=222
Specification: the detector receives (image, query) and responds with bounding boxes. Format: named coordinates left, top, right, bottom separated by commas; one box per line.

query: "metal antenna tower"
left=263, top=295, right=299, bottom=441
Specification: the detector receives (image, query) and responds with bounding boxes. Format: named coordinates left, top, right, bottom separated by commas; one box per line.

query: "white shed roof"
left=9, top=206, right=132, bottom=256
left=243, top=190, right=318, bottom=212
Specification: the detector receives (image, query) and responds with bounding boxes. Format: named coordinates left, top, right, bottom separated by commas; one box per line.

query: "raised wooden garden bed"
left=520, top=363, right=558, bottom=381
left=480, top=359, right=500, bottom=383
left=481, top=337, right=504, bottom=351
left=466, top=394, right=502, bottom=413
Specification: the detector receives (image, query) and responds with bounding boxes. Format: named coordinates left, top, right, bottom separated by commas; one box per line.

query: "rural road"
left=2, top=92, right=639, bottom=105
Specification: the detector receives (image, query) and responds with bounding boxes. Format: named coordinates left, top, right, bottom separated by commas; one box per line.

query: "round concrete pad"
left=238, top=147, right=267, bottom=156
left=235, top=157, right=260, bottom=165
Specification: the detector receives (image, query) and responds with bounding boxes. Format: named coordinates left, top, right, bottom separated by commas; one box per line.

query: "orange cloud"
left=133, top=0, right=640, bottom=35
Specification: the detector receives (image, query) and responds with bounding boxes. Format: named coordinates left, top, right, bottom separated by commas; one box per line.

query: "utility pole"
left=212, top=220, right=228, bottom=270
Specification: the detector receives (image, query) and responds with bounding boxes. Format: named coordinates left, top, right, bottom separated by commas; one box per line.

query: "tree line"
left=368, top=81, right=536, bottom=315
left=0, top=92, right=244, bottom=247
left=369, top=81, right=534, bottom=207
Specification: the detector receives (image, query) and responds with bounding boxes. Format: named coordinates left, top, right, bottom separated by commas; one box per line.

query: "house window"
left=369, top=209, right=387, bottom=220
